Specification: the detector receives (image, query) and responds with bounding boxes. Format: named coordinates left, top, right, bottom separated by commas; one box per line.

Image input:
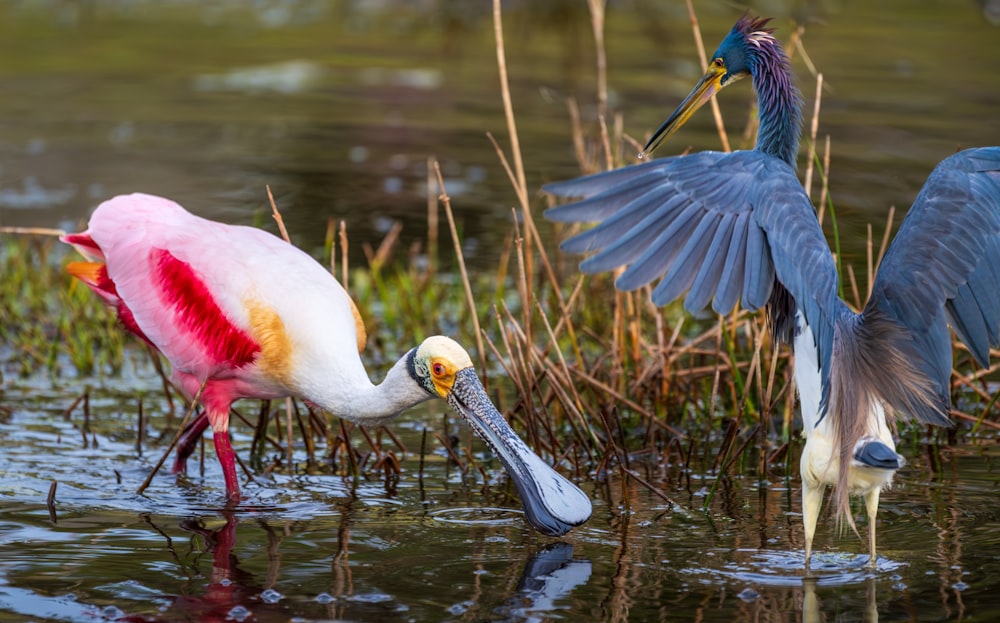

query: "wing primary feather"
left=649, top=211, right=723, bottom=310
left=542, top=156, right=679, bottom=201
left=547, top=173, right=668, bottom=223
left=685, top=212, right=737, bottom=314
left=741, top=220, right=774, bottom=310
left=713, top=211, right=751, bottom=314
left=613, top=203, right=703, bottom=291
left=562, top=191, right=686, bottom=256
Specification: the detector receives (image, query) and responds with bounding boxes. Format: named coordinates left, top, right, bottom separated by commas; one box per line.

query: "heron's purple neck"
left=750, top=41, right=802, bottom=167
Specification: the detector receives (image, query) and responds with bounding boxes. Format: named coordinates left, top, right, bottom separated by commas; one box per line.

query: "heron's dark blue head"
left=641, top=15, right=801, bottom=165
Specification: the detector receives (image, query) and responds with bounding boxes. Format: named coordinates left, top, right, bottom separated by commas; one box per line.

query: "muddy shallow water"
left=2, top=360, right=999, bottom=622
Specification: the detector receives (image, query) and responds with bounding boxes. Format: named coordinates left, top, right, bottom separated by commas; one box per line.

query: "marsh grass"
left=2, top=2, right=998, bottom=512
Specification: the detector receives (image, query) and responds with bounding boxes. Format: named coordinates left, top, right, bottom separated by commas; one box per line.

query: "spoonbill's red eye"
left=432, top=362, right=447, bottom=377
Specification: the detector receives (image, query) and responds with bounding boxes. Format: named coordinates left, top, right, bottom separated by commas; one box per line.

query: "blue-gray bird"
left=544, top=14, right=1000, bottom=570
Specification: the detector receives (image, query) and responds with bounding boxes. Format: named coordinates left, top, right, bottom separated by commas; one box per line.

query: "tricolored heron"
left=544, top=14, right=1000, bottom=567
left=63, top=193, right=592, bottom=536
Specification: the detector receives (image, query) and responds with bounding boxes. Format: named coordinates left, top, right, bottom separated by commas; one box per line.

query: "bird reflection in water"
left=802, top=577, right=878, bottom=623
left=493, top=542, right=593, bottom=622
left=116, top=508, right=591, bottom=622
left=116, top=512, right=276, bottom=623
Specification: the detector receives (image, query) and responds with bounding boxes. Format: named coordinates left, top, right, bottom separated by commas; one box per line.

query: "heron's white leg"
left=802, top=481, right=824, bottom=572
left=864, top=487, right=881, bottom=568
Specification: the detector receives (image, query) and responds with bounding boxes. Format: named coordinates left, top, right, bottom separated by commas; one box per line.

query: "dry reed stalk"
left=426, top=157, right=439, bottom=277
left=266, top=185, right=290, bottom=244
left=846, top=264, right=861, bottom=310
left=338, top=419, right=359, bottom=481
left=499, top=303, right=544, bottom=450
left=566, top=365, right=684, bottom=438
left=488, top=133, right=585, bottom=366
left=950, top=409, right=1000, bottom=430
left=585, top=0, right=612, bottom=169
left=762, top=343, right=784, bottom=418
left=47, top=481, right=58, bottom=523
left=264, top=191, right=298, bottom=471
left=356, top=425, right=382, bottom=459
left=491, top=0, right=532, bottom=288
left=432, top=160, right=486, bottom=377
left=338, top=221, right=349, bottom=292
left=533, top=300, right=588, bottom=423
left=736, top=319, right=767, bottom=418
left=791, top=26, right=821, bottom=80
left=566, top=98, right=588, bottom=172
left=486, top=308, right=530, bottom=402
left=863, top=222, right=874, bottom=301
left=137, top=381, right=206, bottom=495
left=0, top=226, right=66, bottom=236
left=136, top=398, right=144, bottom=456
left=804, top=73, right=824, bottom=199
left=513, top=305, right=600, bottom=451
left=363, top=221, right=403, bottom=270
left=432, top=431, right=468, bottom=473
left=325, top=217, right=336, bottom=275
left=706, top=316, right=725, bottom=422
left=250, top=400, right=271, bottom=462
left=61, top=393, right=86, bottom=420
left=285, top=397, right=294, bottom=474
left=876, top=206, right=895, bottom=270
left=682, top=0, right=730, bottom=152
left=818, top=134, right=832, bottom=223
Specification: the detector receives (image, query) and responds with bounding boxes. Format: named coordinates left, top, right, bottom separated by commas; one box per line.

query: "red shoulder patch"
left=153, top=248, right=260, bottom=368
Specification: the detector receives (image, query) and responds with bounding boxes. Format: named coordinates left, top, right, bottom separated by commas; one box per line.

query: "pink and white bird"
left=62, top=193, right=591, bottom=536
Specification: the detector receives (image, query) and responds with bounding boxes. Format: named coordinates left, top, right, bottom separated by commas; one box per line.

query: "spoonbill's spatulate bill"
left=63, top=193, right=591, bottom=536
left=544, top=14, right=1000, bottom=565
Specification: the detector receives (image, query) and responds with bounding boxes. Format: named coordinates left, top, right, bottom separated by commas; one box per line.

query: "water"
left=3, top=356, right=1000, bottom=621
left=1, top=1, right=998, bottom=268
left=3, top=1, right=1000, bottom=621
left=0, top=372, right=1000, bottom=621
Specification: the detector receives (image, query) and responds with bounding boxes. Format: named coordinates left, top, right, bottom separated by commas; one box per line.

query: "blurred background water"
left=1, top=0, right=998, bottom=268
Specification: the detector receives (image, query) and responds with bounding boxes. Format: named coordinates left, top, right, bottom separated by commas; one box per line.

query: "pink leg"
left=214, top=430, right=241, bottom=504
left=173, top=412, right=210, bottom=474
left=187, top=382, right=241, bottom=504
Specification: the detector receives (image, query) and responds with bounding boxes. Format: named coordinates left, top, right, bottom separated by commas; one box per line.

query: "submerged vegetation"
left=2, top=1, right=998, bottom=518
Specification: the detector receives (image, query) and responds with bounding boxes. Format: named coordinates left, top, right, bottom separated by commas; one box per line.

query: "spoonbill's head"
left=410, top=336, right=592, bottom=536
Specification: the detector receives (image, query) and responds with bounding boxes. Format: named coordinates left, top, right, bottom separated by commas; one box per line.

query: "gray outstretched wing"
left=544, top=150, right=843, bottom=397
left=866, top=146, right=1000, bottom=424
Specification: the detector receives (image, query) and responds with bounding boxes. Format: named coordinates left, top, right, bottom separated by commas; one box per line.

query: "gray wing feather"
left=866, top=146, right=1000, bottom=422
left=545, top=151, right=843, bottom=400
left=713, top=211, right=751, bottom=314
left=649, top=211, right=723, bottom=308
left=583, top=195, right=694, bottom=278
left=686, top=211, right=737, bottom=313
left=616, top=203, right=703, bottom=291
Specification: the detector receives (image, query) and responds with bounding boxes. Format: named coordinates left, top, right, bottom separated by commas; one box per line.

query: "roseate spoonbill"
left=543, top=14, right=1000, bottom=566
left=63, top=193, right=591, bottom=536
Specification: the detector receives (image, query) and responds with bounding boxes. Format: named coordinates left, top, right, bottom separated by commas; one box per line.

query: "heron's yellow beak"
left=640, top=62, right=728, bottom=159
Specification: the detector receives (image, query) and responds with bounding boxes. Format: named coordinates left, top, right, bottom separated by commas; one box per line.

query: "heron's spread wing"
left=867, top=147, right=1000, bottom=420
left=545, top=150, right=842, bottom=391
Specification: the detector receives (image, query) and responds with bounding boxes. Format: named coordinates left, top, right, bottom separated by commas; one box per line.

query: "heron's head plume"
left=640, top=13, right=801, bottom=166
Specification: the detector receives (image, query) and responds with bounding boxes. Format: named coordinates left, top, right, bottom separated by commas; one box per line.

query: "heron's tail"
left=827, top=307, right=950, bottom=529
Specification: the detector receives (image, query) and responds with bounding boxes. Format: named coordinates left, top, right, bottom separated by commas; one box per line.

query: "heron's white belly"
left=800, top=429, right=896, bottom=494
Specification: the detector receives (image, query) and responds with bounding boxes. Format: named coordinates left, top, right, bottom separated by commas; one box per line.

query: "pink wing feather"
left=66, top=193, right=368, bottom=404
